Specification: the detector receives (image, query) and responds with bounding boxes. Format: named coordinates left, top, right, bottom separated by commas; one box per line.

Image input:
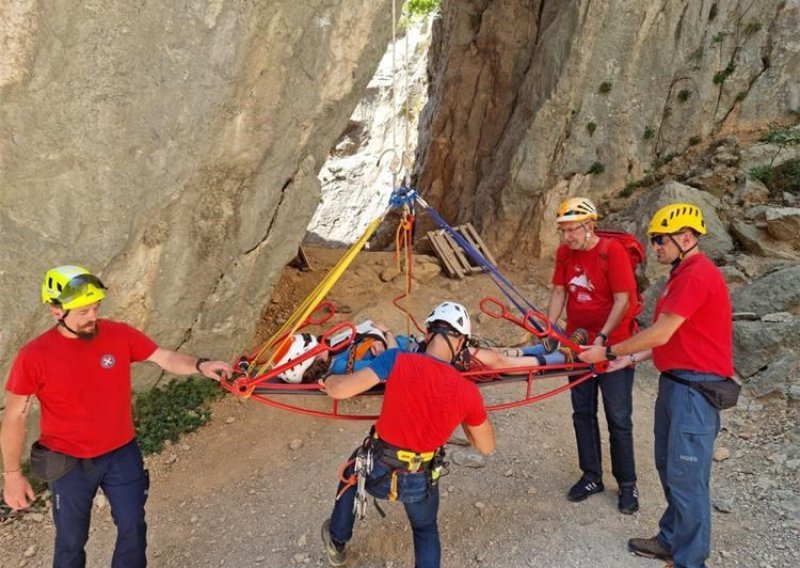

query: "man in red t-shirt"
left=1, top=266, right=232, bottom=568
left=319, top=302, right=495, bottom=568
left=581, top=203, right=734, bottom=568
left=546, top=197, right=640, bottom=513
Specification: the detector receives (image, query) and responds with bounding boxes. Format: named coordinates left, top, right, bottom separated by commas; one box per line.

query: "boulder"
left=765, top=206, right=800, bottom=244
left=745, top=353, right=799, bottom=399
left=731, top=265, right=800, bottom=317
left=730, top=221, right=797, bottom=259
left=733, top=317, right=800, bottom=378
left=735, top=177, right=771, bottom=206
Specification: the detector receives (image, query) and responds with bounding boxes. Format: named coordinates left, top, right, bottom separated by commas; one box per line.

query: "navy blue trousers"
left=569, top=367, right=637, bottom=485
left=330, top=448, right=440, bottom=568
left=49, top=439, right=149, bottom=568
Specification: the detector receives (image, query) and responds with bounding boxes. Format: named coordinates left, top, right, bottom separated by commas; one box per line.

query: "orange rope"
left=392, top=212, right=424, bottom=335
left=336, top=458, right=357, bottom=500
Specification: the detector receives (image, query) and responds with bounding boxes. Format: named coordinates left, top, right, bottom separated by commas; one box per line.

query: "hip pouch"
left=665, top=372, right=740, bottom=410
left=29, top=441, right=79, bottom=482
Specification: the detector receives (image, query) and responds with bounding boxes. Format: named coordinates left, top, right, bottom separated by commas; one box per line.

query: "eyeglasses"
left=557, top=223, right=588, bottom=237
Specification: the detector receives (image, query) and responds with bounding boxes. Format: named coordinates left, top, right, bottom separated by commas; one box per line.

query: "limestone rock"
left=414, top=0, right=797, bottom=257
left=731, top=265, right=800, bottom=316
left=745, top=354, right=800, bottom=399
left=452, top=448, right=486, bottom=468
left=0, top=1, right=396, bottom=414
left=735, top=177, right=771, bottom=206
left=306, top=20, right=432, bottom=246
left=765, top=207, right=800, bottom=244
left=734, top=321, right=800, bottom=379
left=730, top=221, right=796, bottom=260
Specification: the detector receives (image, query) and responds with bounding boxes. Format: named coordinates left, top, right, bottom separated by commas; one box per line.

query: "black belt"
left=372, top=438, right=437, bottom=472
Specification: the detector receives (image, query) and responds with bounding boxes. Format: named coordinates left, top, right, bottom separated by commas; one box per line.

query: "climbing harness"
left=336, top=427, right=447, bottom=519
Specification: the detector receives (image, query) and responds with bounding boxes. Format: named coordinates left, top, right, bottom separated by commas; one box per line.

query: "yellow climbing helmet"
left=556, top=197, right=598, bottom=223
left=648, top=203, right=707, bottom=235
left=41, top=266, right=106, bottom=310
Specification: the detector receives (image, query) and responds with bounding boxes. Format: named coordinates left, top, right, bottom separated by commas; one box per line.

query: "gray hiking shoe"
left=321, top=518, right=346, bottom=566
left=628, top=536, right=672, bottom=561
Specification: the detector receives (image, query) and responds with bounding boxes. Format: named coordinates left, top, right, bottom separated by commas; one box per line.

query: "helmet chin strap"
left=581, top=224, right=595, bottom=251
left=425, top=328, right=464, bottom=364
left=668, top=234, right=698, bottom=264
left=57, top=310, right=95, bottom=340
left=57, top=310, right=79, bottom=335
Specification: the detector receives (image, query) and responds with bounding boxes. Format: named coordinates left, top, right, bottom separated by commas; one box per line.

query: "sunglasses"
left=56, top=274, right=107, bottom=305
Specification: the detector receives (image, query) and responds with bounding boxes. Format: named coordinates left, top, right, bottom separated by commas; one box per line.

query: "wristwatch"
left=605, top=345, right=617, bottom=361
left=596, top=332, right=608, bottom=344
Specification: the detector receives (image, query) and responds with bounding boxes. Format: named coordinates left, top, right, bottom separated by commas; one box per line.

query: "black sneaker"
left=618, top=485, right=640, bottom=514
left=567, top=476, right=604, bottom=502
left=628, top=536, right=672, bottom=561
left=321, top=518, right=346, bottom=567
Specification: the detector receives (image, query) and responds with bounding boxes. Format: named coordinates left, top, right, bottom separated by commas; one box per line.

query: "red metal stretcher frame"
left=218, top=297, right=606, bottom=420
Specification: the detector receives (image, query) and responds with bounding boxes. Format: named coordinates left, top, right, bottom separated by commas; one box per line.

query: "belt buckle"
left=396, top=450, right=422, bottom=472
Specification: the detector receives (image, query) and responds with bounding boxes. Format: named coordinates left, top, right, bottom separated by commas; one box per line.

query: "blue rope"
left=385, top=185, right=594, bottom=369
left=386, top=185, right=569, bottom=339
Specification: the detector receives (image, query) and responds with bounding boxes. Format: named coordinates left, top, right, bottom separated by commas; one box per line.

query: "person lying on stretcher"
left=274, top=302, right=588, bottom=383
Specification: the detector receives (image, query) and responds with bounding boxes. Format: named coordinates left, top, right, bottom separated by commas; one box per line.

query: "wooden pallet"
left=427, top=223, right=496, bottom=279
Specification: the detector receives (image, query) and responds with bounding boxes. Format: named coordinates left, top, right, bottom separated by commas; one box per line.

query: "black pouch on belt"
left=29, top=441, right=79, bottom=482
left=665, top=373, right=740, bottom=410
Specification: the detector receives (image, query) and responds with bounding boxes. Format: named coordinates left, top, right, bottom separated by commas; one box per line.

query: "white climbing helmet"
left=275, top=333, right=319, bottom=383
left=355, top=320, right=387, bottom=346
left=425, top=301, right=471, bottom=337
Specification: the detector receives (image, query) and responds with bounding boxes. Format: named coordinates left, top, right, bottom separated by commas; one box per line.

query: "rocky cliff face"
left=415, top=0, right=799, bottom=256
left=0, top=1, right=394, bottom=389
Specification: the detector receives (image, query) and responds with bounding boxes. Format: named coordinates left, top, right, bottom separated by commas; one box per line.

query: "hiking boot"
left=618, top=485, right=640, bottom=514
left=567, top=476, right=604, bottom=502
left=540, top=336, right=559, bottom=354
left=321, top=518, right=346, bottom=566
left=628, top=536, right=672, bottom=561
left=557, top=328, right=590, bottom=364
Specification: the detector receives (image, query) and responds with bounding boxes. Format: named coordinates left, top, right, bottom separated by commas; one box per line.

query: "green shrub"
left=598, top=81, right=613, bottom=94
left=711, top=31, right=727, bottom=45
left=759, top=125, right=800, bottom=146
left=586, top=121, right=597, bottom=136
left=709, top=4, right=718, bottom=21
left=587, top=162, right=605, bottom=175
left=643, top=126, right=655, bottom=140
left=713, top=62, right=736, bottom=84
left=133, top=377, right=224, bottom=456
left=749, top=159, right=800, bottom=196
left=677, top=89, right=692, bottom=102
left=618, top=172, right=655, bottom=198
left=688, top=135, right=702, bottom=146
left=405, top=0, right=442, bottom=17
left=654, top=153, right=678, bottom=168
left=743, top=21, right=763, bottom=36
